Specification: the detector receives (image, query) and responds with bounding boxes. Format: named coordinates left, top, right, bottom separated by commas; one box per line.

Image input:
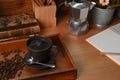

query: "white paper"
left=106, top=54, right=120, bottom=65
left=86, top=23, right=120, bottom=53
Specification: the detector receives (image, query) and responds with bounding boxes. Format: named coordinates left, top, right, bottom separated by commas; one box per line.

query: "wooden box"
left=0, top=34, right=77, bottom=80
left=32, top=0, right=56, bottom=29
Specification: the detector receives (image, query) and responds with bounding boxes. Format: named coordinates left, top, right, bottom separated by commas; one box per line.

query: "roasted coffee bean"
left=13, top=49, right=18, bottom=53
left=23, top=51, right=26, bottom=54
left=9, top=50, right=13, bottom=53
left=1, top=51, right=10, bottom=58
left=17, top=49, right=22, bottom=53
left=17, top=70, right=22, bottom=77
left=1, top=51, right=5, bottom=55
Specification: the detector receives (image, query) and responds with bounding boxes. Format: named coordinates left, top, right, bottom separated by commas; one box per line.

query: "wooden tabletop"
left=40, top=14, right=120, bottom=80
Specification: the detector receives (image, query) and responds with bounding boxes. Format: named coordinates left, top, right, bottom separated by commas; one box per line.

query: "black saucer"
left=24, top=51, right=56, bottom=69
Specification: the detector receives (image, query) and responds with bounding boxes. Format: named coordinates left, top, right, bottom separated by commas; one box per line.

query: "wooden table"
left=40, top=14, right=120, bottom=80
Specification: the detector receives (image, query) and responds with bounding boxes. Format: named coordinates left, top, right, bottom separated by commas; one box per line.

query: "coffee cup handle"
left=51, top=45, right=59, bottom=55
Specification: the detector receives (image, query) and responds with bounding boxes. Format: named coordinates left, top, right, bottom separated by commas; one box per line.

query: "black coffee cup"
left=26, top=36, right=54, bottom=63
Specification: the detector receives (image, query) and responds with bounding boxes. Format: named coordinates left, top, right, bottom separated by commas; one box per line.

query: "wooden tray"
left=0, top=34, right=77, bottom=80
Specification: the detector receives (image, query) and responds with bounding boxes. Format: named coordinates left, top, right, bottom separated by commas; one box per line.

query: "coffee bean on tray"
left=0, top=49, right=25, bottom=80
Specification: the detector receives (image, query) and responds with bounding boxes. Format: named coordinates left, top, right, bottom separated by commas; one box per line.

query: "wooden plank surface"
left=40, top=13, right=120, bottom=80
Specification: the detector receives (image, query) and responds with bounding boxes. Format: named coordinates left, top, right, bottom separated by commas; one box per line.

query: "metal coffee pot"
left=56, top=0, right=96, bottom=35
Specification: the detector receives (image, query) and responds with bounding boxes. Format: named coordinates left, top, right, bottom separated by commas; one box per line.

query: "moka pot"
left=56, top=0, right=96, bottom=35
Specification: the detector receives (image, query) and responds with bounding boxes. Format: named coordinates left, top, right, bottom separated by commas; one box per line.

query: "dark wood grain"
left=0, top=0, right=33, bottom=16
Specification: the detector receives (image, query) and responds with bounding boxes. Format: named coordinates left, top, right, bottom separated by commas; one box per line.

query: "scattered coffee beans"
left=0, top=49, right=25, bottom=80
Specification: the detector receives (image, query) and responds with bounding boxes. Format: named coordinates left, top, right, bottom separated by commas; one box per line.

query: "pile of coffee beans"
left=0, top=49, right=26, bottom=80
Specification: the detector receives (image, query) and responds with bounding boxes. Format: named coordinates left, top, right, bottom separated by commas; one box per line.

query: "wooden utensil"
left=38, top=0, right=44, bottom=6
left=46, top=0, right=53, bottom=5
left=33, top=0, right=41, bottom=6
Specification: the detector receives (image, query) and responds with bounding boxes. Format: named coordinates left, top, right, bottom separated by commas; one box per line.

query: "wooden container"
left=32, top=1, right=56, bottom=29
left=0, top=34, right=77, bottom=80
